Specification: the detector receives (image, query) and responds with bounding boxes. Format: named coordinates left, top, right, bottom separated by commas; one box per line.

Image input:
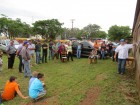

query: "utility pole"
left=70, top=19, right=75, bottom=37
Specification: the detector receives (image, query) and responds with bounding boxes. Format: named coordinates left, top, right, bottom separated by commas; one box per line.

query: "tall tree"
left=83, top=24, right=101, bottom=37
left=97, top=31, right=107, bottom=39
left=0, top=15, right=31, bottom=38
left=33, top=19, right=63, bottom=39
left=108, top=25, right=131, bottom=41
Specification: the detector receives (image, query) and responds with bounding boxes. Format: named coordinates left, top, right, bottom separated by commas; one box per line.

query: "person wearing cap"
left=6, top=40, right=16, bottom=69
left=114, top=39, right=135, bottom=75
left=35, top=40, right=41, bottom=64
left=1, top=76, right=28, bottom=101
left=21, top=41, right=32, bottom=78
left=28, top=39, right=36, bottom=67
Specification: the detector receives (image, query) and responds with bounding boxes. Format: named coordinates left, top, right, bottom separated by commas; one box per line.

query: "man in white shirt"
left=114, top=39, right=134, bottom=75
left=28, top=39, right=36, bottom=67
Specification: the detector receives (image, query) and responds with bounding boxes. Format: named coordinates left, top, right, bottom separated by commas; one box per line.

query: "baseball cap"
left=24, top=41, right=29, bottom=45
left=120, top=39, right=125, bottom=42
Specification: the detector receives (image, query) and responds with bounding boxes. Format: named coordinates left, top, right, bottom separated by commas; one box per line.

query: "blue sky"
left=0, top=0, right=137, bottom=31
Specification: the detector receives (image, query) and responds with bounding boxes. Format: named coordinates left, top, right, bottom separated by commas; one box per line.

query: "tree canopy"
left=1, top=14, right=131, bottom=40
left=32, top=19, right=63, bottom=39
left=0, top=15, right=31, bottom=38
left=108, top=25, right=131, bottom=41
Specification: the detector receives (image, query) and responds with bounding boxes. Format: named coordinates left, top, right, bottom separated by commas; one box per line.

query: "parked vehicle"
left=72, top=41, right=94, bottom=57
left=0, top=39, right=19, bottom=52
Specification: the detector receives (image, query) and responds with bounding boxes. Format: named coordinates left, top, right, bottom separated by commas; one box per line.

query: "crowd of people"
left=0, top=38, right=136, bottom=104
left=1, top=39, right=74, bottom=78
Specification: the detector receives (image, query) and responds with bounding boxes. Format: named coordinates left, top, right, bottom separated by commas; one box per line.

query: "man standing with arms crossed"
left=6, top=40, right=16, bottom=70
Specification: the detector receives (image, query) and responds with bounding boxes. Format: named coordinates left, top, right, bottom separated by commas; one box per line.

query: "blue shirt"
left=29, top=77, right=36, bottom=89
left=77, top=45, right=81, bottom=50
left=29, top=78, right=44, bottom=98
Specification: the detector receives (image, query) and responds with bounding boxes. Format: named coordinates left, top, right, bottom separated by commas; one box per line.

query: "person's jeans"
left=101, top=51, right=105, bottom=59
left=77, top=49, right=81, bottom=58
left=42, top=52, right=47, bottom=63
left=30, top=53, right=36, bottom=66
left=118, top=59, right=126, bottom=74
left=22, top=60, right=32, bottom=77
left=36, top=51, right=41, bottom=64
left=34, top=90, right=46, bottom=100
left=18, top=55, right=24, bottom=72
left=49, top=50, right=52, bottom=60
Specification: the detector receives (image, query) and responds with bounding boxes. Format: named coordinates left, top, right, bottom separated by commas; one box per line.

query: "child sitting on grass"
left=1, top=76, right=28, bottom=101
left=89, top=49, right=98, bottom=64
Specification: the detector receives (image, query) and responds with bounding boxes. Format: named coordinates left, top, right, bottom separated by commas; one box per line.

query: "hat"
left=120, top=39, right=125, bottom=42
left=24, top=41, right=29, bottom=45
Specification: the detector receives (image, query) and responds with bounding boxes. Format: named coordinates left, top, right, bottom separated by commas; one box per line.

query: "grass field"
left=0, top=55, right=139, bottom=105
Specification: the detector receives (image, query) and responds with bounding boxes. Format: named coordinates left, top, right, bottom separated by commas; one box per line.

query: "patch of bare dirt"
left=79, top=87, right=100, bottom=105
left=95, top=73, right=107, bottom=82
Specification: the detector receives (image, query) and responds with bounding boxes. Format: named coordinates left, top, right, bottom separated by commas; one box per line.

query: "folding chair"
left=61, top=52, right=67, bottom=62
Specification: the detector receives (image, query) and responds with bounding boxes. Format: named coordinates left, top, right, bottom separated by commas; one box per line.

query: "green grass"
left=0, top=55, right=139, bottom=105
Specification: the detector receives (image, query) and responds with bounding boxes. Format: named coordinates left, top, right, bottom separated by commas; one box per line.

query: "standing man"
left=107, top=41, right=113, bottom=57
left=6, top=40, right=16, bottom=69
left=49, top=40, right=53, bottom=60
left=21, top=41, right=32, bottom=78
left=35, top=40, right=41, bottom=64
left=16, top=40, right=24, bottom=73
left=52, top=42, right=58, bottom=62
left=28, top=39, right=36, bottom=67
left=114, top=39, right=135, bottom=75
left=56, top=40, right=61, bottom=59
left=67, top=43, right=73, bottom=61
left=42, top=41, right=48, bottom=63
left=77, top=43, right=82, bottom=59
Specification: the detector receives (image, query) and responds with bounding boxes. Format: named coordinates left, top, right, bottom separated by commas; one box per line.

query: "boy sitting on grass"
left=89, top=49, right=98, bottom=64
left=29, top=73, right=46, bottom=100
left=1, top=76, right=28, bottom=101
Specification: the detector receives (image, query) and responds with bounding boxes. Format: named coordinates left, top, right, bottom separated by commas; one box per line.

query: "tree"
left=97, top=31, right=107, bottom=38
left=33, top=19, right=63, bottom=39
left=82, top=24, right=107, bottom=39
left=0, top=15, right=31, bottom=38
left=108, top=25, right=131, bottom=41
